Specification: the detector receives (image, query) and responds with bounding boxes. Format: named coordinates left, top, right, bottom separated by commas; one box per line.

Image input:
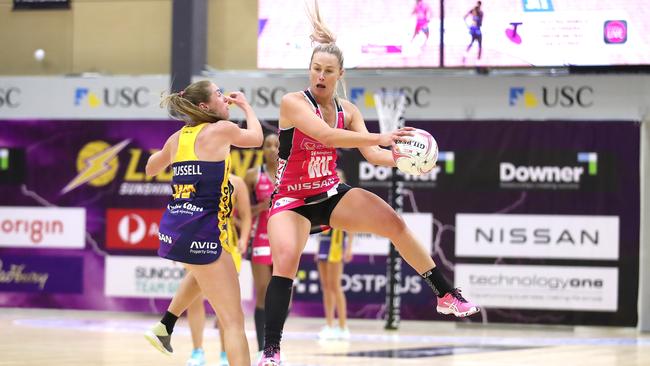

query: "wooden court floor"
left=1, top=308, right=649, bottom=366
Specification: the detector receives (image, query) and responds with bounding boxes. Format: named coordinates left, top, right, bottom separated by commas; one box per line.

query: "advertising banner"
left=2, top=74, right=650, bottom=121
left=104, top=255, right=187, bottom=299
left=455, top=214, right=620, bottom=260
left=0, top=76, right=170, bottom=120
left=105, top=208, right=164, bottom=252
left=0, top=206, right=86, bottom=249
left=0, top=254, right=83, bottom=294
left=454, top=264, right=619, bottom=312
left=0, top=119, right=639, bottom=326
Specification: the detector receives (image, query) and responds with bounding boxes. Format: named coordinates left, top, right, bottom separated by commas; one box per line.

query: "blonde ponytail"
left=160, top=80, right=225, bottom=126
left=306, top=0, right=336, bottom=44
left=306, top=0, right=347, bottom=99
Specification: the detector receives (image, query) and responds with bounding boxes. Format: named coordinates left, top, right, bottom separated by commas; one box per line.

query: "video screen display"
left=445, top=0, right=650, bottom=67
left=258, top=0, right=441, bottom=69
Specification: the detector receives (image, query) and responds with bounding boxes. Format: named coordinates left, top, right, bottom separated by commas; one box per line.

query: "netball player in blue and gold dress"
left=143, top=80, right=262, bottom=366
left=186, top=173, right=252, bottom=366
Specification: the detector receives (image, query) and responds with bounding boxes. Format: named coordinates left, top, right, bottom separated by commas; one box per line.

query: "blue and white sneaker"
left=218, top=351, right=229, bottom=366
left=186, top=348, right=206, bottom=366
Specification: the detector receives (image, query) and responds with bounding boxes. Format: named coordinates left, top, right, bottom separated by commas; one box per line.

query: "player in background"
left=464, top=1, right=484, bottom=60
left=315, top=170, right=354, bottom=341
left=411, top=0, right=433, bottom=43
left=244, top=133, right=280, bottom=355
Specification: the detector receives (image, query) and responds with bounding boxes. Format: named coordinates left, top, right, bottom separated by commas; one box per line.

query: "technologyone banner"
left=0, top=119, right=640, bottom=326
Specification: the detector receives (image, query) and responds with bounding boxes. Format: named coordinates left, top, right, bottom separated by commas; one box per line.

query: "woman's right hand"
left=226, top=91, right=250, bottom=109
left=378, top=127, right=414, bottom=147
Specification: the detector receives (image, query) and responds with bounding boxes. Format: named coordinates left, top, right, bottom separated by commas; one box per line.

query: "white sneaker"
left=337, top=327, right=350, bottom=341
left=318, top=326, right=338, bottom=340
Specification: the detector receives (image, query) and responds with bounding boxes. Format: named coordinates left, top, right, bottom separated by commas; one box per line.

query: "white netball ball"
left=34, top=49, right=45, bottom=61
left=392, top=128, right=438, bottom=176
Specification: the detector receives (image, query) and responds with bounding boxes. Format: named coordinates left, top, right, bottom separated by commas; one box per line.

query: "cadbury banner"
left=0, top=119, right=640, bottom=326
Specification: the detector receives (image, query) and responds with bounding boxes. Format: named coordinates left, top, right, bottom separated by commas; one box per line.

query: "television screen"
left=444, top=0, right=650, bottom=67
left=258, top=0, right=441, bottom=69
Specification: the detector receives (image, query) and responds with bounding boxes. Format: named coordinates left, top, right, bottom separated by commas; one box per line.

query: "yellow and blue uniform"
left=317, top=228, right=348, bottom=263
left=157, top=123, right=233, bottom=265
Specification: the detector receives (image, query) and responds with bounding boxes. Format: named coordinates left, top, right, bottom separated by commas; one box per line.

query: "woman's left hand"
left=237, top=238, right=248, bottom=255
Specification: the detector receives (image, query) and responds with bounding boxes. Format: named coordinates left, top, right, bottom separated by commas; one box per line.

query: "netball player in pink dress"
left=257, top=2, right=480, bottom=365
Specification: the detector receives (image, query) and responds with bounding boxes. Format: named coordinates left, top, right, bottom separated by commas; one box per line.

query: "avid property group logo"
left=509, top=86, right=594, bottom=109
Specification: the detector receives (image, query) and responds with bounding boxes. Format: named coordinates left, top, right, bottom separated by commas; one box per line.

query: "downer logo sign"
left=340, top=149, right=455, bottom=189
left=495, top=151, right=611, bottom=191
left=499, top=151, right=596, bottom=189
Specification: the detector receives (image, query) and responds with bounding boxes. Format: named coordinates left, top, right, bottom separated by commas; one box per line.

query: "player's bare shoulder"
left=280, top=91, right=307, bottom=107
left=204, top=120, right=239, bottom=136
left=166, top=129, right=182, bottom=147
left=339, top=98, right=360, bottom=113
left=339, top=98, right=362, bottom=128
left=280, top=91, right=309, bottom=127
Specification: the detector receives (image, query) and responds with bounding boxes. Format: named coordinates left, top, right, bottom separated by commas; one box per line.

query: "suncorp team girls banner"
left=0, top=120, right=640, bottom=326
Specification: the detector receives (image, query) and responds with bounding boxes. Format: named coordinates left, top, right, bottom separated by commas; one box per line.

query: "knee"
left=379, top=211, right=408, bottom=239
left=322, top=280, right=333, bottom=293
left=325, top=277, right=340, bottom=293
left=218, top=309, right=245, bottom=329
left=272, top=247, right=301, bottom=276
left=333, top=279, right=344, bottom=293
